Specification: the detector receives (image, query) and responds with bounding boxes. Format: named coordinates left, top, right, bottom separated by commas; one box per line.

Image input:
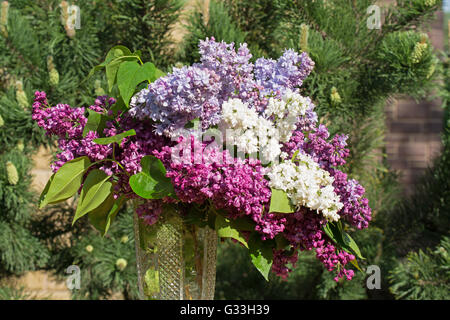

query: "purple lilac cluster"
left=32, top=92, right=86, bottom=139
left=270, top=117, right=371, bottom=280
left=329, top=169, right=372, bottom=230
left=254, top=49, right=315, bottom=97
left=282, top=123, right=372, bottom=231
left=153, top=136, right=284, bottom=240
left=275, top=209, right=355, bottom=281
left=283, top=124, right=350, bottom=170
left=130, top=37, right=315, bottom=136
left=33, top=92, right=113, bottom=172
left=129, top=66, right=222, bottom=136
left=32, top=91, right=171, bottom=222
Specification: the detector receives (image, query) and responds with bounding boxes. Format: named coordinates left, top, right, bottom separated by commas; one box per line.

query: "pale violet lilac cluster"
left=33, top=38, right=371, bottom=282
left=129, top=37, right=315, bottom=137
left=254, top=49, right=315, bottom=96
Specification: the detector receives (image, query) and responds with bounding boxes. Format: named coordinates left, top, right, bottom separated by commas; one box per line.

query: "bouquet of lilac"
left=34, top=38, right=371, bottom=283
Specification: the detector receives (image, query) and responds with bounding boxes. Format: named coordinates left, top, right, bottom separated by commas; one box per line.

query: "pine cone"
left=6, top=161, right=19, bottom=185
left=115, top=258, right=128, bottom=271
left=49, top=69, right=60, bottom=86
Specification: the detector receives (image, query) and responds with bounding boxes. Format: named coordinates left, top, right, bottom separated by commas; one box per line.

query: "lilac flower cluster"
left=129, top=66, right=222, bottom=136
left=130, top=37, right=315, bottom=136
left=33, top=38, right=371, bottom=283
left=32, top=91, right=170, bottom=193
left=276, top=209, right=355, bottom=281
left=153, top=136, right=284, bottom=240
left=329, top=169, right=372, bottom=230
left=282, top=123, right=371, bottom=231
left=255, top=49, right=315, bottom=97
left=32, top=92, right=86, bottom=139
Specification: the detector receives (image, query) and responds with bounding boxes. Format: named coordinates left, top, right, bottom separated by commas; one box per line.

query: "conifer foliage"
left=0, top=0, right=182, bottom=299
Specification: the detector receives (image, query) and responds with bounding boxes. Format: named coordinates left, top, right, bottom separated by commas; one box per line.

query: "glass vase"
left=133, top=207, right=217, bottom=300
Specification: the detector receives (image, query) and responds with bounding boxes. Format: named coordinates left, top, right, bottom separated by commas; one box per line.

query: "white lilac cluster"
left=220, top=90, right=312, bottom=163
left=220, top=98, right=281, bottom=163
left=265, top=89, right=310, bottom=142
left=268, top=152, right=344, bottom=221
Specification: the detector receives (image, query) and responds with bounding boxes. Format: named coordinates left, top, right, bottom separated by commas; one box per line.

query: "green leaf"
left=269, top=188, right=295, bottom=213
left=93, top=129, right=136, bottom=145
left=84, top=46, right=135, bottom=85
left=117, top=61, right=156, bottom=106
left=82, top=109, right=109, bottom=138
left=39, top=157, right=91, bottom=209
left=88, top=193, right=114, bottom=233
left=129, top=155, right=175, bottom=199
left=248, top=233, right=274, bottom=281
left=215, top=215, right=248, bottom=248
left=323, top=222, right=338, bottom=242
left=38, top=173, right=54, bottom=208
left=105, top=46, right=133, bottom=91
left=323, top=222, right=365, bottom=260
left=88, top=194, right=125, bottom=236
left=342, top=231, right=364, bottom=260
left=350, top=258, right=363, bottom=272
left=73, top=169, right=113, bottom=225
left=154, top=68, right=166, bottom=79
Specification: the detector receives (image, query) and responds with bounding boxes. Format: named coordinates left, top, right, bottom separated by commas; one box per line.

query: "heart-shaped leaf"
left=117, top=61, right=156, bottom=106
left=39, top=156, right=91, bottom=208
left=84, top=46, right=141, bottom=87
left=105, top=46, right=133, bottom=91
left=73, top=169, right=113, bottom=225
left=215, top=215, right=249, bottom=248
left=129, top=156, right=175, bottom=199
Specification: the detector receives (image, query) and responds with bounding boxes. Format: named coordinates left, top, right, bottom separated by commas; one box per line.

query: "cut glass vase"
left=133, top=208, right=217, bottom=300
